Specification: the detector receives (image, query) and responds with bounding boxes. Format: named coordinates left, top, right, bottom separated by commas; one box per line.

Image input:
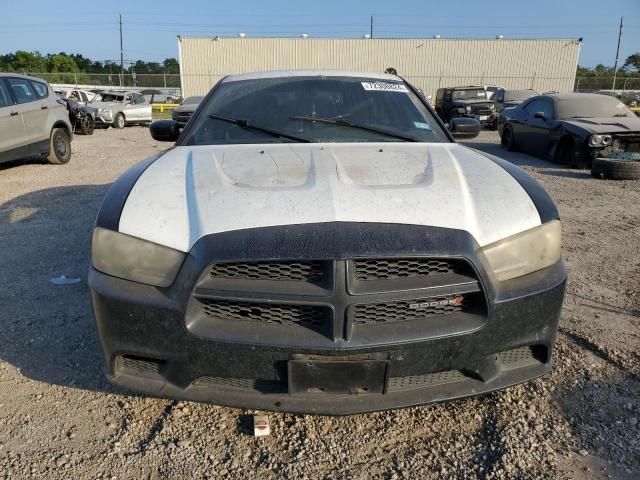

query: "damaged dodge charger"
left=89, top=70, right=566, bottom=415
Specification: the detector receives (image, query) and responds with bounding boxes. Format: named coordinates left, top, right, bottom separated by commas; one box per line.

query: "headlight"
left=91, top=227, right=185, bottom=287
left=481, top=220, right=561, bottom=282
left=465, top=105, right=472, bottom=113
left=588, top=134, right=612, bottom=147
left=489, top=103, right=496, bottom=111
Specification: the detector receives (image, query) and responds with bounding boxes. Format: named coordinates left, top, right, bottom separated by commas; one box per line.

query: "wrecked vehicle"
left=493, top=89, right=538, bottom=114
left=89, top=70, right=565, bottom=415
left=55, top=88, right=95, bottom=104
left=171, top=95, right=204, bottom=128
left=435, top=86, right=497, bottom=129
left=498, top=93, right=640, bottom=172
left=59, top=97, right=95, bottom=135
left=89, top=90, right=152, bottom=129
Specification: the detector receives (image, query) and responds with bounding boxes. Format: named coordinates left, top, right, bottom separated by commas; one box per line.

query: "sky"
left=1, top=0, right=639, bottom=68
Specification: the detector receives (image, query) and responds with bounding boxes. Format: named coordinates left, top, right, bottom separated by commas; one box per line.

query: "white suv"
left=0, top=73, right=73, bottom=165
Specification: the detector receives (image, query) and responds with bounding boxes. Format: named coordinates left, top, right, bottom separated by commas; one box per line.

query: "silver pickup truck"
left=90, top=90, right=152, bottom=129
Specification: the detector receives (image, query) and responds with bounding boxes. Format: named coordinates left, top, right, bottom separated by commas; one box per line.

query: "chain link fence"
left=11, top=72, right=640, bottom=102
left=30, top=72, right=181, bottom=90
left=573, top=76, right=640, bottom=93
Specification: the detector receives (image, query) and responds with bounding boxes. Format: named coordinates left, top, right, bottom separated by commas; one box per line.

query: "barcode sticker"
left=361, top=81, right=409, bottom=93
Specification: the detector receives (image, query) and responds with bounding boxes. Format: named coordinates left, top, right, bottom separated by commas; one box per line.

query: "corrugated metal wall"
left=178, top=37, right=581, bottom=98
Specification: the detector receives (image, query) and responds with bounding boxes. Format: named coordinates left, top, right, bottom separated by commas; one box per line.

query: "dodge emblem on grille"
left=408, top=296, right=463, bottom=310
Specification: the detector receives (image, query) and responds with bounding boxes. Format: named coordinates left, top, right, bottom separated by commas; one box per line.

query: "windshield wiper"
left=209, top=113, right=311, bottom=143
left=290, top=116, right=419, bottom=142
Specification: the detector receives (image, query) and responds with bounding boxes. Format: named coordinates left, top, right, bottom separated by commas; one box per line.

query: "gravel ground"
left=0, top=128, right=638, bottom=480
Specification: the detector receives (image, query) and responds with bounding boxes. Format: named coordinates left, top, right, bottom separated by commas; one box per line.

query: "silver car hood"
left=89, top=101, right=123, bottom=108
left=118, top=143, right=542, bottom=252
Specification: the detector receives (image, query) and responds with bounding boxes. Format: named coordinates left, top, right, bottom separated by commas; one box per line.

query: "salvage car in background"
left=55, top=88, right=95, bottom=104
left=89, top=70, right=566, bottom=415
left=435, top=86, right=497, bottom=129
left=59, top=97, right=95, bottom=135
left=89, top=90, right=152, bottom=129
left=493, top=89, right=538, bottom=114
left=498, top=93, right=640, bottom=178
left=172, top=95, right=203, bottom=128
left=0, top=73, right=72, bottom=165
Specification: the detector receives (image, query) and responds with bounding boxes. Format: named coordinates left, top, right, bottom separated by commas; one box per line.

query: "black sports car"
left=498, top=93, right=640, bottom=168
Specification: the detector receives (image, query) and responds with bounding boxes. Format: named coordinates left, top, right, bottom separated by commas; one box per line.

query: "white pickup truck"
left=89, top=90, right=152, bottom=129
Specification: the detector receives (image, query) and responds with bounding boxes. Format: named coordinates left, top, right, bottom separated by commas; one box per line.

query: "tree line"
left=0, top=51, right=179, bottom=75
left=1, top=49, right=639, bottom=78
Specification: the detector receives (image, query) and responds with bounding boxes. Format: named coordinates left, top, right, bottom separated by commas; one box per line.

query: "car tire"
left=591, top=157, right=640, bottom=180
left=80, top=116, right=95, bottom=135
left=45, top=128, right=71, bottom=165
left=501, top=125, right=516, bottom=151
left=113, top=113, right=125, bottom=129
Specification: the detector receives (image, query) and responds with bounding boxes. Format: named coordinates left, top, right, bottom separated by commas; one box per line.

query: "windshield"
left=556, top=95, right=635, bottom=119
left=452, top=89, right=487, bottom=100
left=183, top=96, right=203, bottom=105
left=505, top=90, right=537, bottom=102
left=93, top=93, right=124, bottom=102
left=183, top=76, right=448, bottom=145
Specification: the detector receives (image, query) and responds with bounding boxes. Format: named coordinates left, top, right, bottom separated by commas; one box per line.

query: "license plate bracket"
left=288, top=360, right=389, bottom=395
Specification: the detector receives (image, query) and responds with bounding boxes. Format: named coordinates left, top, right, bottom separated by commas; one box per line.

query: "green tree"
left=48, top=54, right=80, bottom=73
left=11, top=50, right=47, bottom=72
left=163, top=58, right=179, bottom=74
left=623, top=53, right=640, bottom=72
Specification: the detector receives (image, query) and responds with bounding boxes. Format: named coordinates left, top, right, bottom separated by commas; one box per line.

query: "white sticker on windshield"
left=361, top=81, right=409, bottom=93
left=413, top=121, right=432, bottom=131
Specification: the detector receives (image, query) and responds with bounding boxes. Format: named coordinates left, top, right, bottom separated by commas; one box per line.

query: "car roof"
left=544, top=92, right=607, bottom=101
left=0, top=72, right=48, bottom=83
left=99, top=90, right=136, bottom=95
left=222, top=69, right=400, bottom=83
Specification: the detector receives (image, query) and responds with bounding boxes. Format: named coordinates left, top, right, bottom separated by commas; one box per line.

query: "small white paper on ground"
left=50, top=275, right=82, bottom=285
left=253, top=415, right=270, bottom=437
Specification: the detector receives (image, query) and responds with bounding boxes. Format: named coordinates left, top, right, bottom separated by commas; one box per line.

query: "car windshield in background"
left=556, top=96, right=635, bottom=119
left=94, top=94, right=124, bottom=102
left=505, top=90, right=537, bottom=102
left=183, top=96, right=204, bottom=105
left=183, top=76, right=448, bottom=145
left=452, top=89, right=487, bottom=100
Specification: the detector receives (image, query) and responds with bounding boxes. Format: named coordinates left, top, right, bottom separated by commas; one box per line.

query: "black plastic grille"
left=496, top=346, right=545, bottom=368
left=200, top=299, right=327, bottom=327
left=388, top=370, right=468, bottom=391
left=119, top=356, right=162, bottom=375
left=209, top=261, right=325, bottom=282
left=193, top=376, right=285, bottom=393
left=351, top=294, right=470, bottom=325
left=471, top=105, right=494, bottom=115
left=352, top=258, right=463, bottom=280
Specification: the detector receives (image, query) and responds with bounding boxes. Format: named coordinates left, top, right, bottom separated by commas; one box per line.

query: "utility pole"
left=370, top=16, right=373, bottom=39
left=612, top=16, right=623, bottom=91
left=119, top=14, right=124, bottom=86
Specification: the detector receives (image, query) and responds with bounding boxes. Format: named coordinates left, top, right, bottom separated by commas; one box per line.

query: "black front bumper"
left=90, top=223, right=566, bottom=415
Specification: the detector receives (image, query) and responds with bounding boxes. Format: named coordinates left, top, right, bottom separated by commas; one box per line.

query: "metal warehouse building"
left=178, top=37, right=581, bottom=98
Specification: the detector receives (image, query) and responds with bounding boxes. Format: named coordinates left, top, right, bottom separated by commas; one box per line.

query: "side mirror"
left=449, top=117, right=481, bottom=139
left=150, top=120, right=180, bottom=142
left=534, top=112, right=546, bottom=120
